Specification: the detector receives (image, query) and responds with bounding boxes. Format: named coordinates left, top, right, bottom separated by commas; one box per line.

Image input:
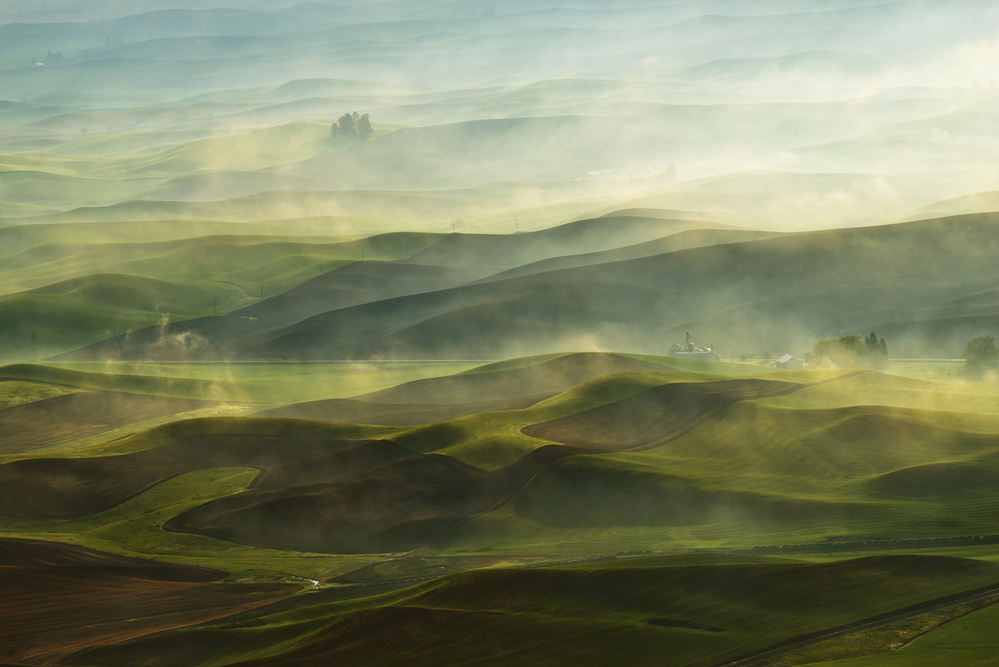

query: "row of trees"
left=807, top=331, right=889, bottom=370
left=805, top=331, right=997, bottom=378
left=330, top=112, right=372, bottom=141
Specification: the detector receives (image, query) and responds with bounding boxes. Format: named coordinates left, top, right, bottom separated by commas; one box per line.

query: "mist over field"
left=3, top=2, right=999, bottom=666
left=0, top=0, right=997, bottom=361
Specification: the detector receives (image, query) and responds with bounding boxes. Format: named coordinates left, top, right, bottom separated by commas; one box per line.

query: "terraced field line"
left=719, top=581, right=999, bottom=667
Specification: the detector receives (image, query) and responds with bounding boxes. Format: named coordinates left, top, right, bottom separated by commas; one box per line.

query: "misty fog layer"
left=1, top=0, right=997, bottom=361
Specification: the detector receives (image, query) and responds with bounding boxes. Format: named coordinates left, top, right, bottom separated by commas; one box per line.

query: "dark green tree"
left=963, top=335, right=997, bottom=373
left=338, top=112, right=356, bottom=140
left=357, top=113, right=372, bottom=140
left=809, top=332, right=887, bottom=369
left=810, top=335, right=864, bottom=367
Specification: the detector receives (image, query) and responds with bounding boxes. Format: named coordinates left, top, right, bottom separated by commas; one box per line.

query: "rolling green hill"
left=0, top=231, right=438, bottom=295
left=255, top=352, right=675, bottom=425
left=0, top=231, right=442, bottom=358
left=3, top=360, right=999, bottom=663
left=0, top=363, right=227, bottom=399
left=205, top=213, right=999, bottom=361
left=52, top=211, right=999, bottom=363
left=0, top=273, right=240, bottom=358
left=5, top=365, right=999, bottom=562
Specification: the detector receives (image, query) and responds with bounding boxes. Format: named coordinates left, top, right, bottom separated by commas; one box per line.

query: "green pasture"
left=0, top=275, right=242, bottom=359
left=885, top=358, right=968, bottom=380
left=0, top=230, right=440, bottom=297
left=353, top=361, right=999, bottom=554
left=0, top=467, right=378, bottom=583
left=0, top=227, right=443, bottom=358
left=35, top=360, right=481, bottom=404
left=5, top=360, right=999, bottom=573
left=805, top=600, right=999, bottom=666
left=393, top=370, right=707, bottom=465
left=0, top=220, right=358, bottom=257
left=0, top=363, right=232, bottom=400
left=0, top=378, right=76, bottom=409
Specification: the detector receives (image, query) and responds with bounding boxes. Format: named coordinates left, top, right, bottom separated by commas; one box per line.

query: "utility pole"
left=515, top=214, right=519, bottom=233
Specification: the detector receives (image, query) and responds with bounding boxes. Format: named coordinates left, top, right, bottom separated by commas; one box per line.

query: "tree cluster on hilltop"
left=331, top=112, right=372, bottom=141
left=807, top=331, right=888, bottom=369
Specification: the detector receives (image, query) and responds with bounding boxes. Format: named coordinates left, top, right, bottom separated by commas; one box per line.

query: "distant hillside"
left=256, top=352, right=673, bottom=425
left=59, top=212, right=999, bottom=361
left=243, top=212, right=997, bottom=360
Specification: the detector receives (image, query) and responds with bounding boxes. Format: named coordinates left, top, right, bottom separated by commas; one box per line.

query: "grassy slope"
left=0, top=230, right=441, bottom=359
left=358, top=352, right=675, bottom=404
left=122, top=215, right=714, bottom=333
left=425, top=368, right=999, bottom=554
left=227, top=212, right=999, bottom=362
left=0, top=379, right=75, bottom=409
left=0, top=390, right=217, bottom=455
left=0, top=186, right=578, bottom=230
left=760, top=369, right=999, bottom=413
left=6, top=364, right=998, bottom=569
left=473, top=227, right=778, bottom=283
left=0, top=273, right=242, bottom=358
left=0, top=230, right=439, bottom=297
left=0, top=219, right=354, bottom=258
left=3, top=355, right=999, bottom=662
left=0, top=366, right=716, bottom=575
left=0, top=363, right=229, bottom=400
left=50, top=213, right=767, bottom=362
left=0, top=467, right=375, bottom=582
left=61, top=555, right=999, bottom=667
left=805, top=600, right=999, bottom=666
left=38, top=204, right=997, bottom=369
left=391, top=370, right=704, bottom=468
left=33, top=360, right=479, bottom=405
left=253, top=353, right=690, bottom=425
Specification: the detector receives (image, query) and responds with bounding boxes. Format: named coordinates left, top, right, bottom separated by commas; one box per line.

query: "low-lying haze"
left=1, top=0, right=997, bottom=362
